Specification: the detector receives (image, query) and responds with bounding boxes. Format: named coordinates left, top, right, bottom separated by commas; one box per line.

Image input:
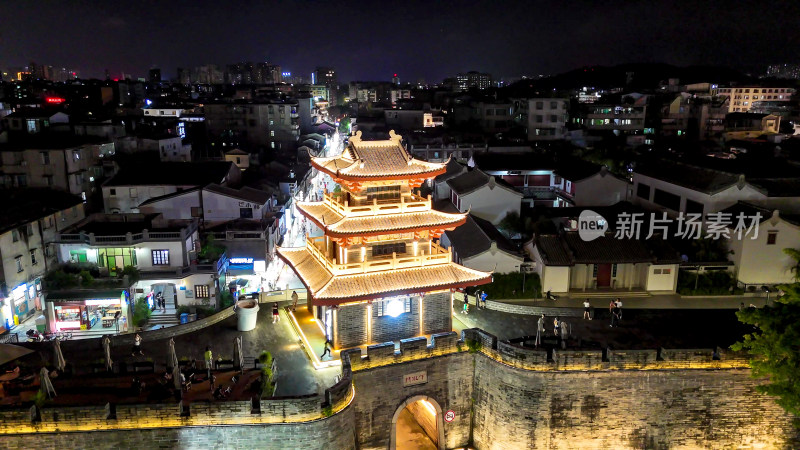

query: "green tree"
left=690, top=236, right=733, bottom=262
left=497, top=211, right=523, bottom=237
left=199, top=235, right=226, bottom=262
left=785, top=248, right=800, bottom=280
left=732, top=248, right=800, bottom=419
left=132, top=296, right=152, bottom=328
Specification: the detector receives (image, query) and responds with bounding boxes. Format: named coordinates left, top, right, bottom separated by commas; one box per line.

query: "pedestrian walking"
left=608, top=299, right=615, bottom=314
left=272, top=302, right=280, bottom=323
left=320, top=338, right=332, bottom=360
left=610, top=304, right=619, bottom=328
left=583, top=299, right=591, bottom=320
left=480, top=291, right=488, bottom=309
left=553, top=317, right=560, bottom=337
left=204, top=346, right=213, bottom=371
left=615, top=298, right=623, bottom=321
left=291, top=291, right=299, bottom=311
left=462, top=300, right=469, bottom=315
left=535, top=314, right=545, bottom=347
left=132, top=333, right=144, bottom=356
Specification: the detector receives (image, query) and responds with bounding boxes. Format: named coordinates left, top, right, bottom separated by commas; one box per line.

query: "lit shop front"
left=0, top=279, right=42, bottom=331
left=225, top=257, right=267, bottom=300
left=45, top=289, right=129, bottom=332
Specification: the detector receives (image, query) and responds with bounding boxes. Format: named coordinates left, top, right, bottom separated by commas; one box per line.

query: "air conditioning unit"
left=20, top=161, right=27, bottom=166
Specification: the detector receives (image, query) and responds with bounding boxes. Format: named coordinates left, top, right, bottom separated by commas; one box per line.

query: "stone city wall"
left=2, top=403, right=355, bottom=450
left=0, top=351, right=357, bottom=449
left=2, top=326, right=798, bottom=449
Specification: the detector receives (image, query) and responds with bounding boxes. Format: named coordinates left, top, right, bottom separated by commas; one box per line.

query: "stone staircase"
left=147, top=304, right=180, bottom=329
left=576, top=290, right=651, bottom=299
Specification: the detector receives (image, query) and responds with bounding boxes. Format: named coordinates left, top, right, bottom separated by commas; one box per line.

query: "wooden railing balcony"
left=322, top=192, right=431, bottom=217
left=305, top=236, right=451, bottom=275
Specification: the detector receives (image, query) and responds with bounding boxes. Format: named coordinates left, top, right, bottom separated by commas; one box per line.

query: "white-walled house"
left=102, top=161, right=241, bottom=213
left=202, top=185, right=272, bottom=224
left=471, top=152, right=629, bottom=207
left=722, top=202, right=800, bottom=287
left=224, top=149, right=251, bottom=170
left=440, top=214, right=523, bottom=273
left=633, top=160, right=800, bottom=217
left=138, top=184, right=273, bottom=224
left=52, top=214, right=221, bottom=309
left=526, top=233, right=680, bottom=294
left=447, top=169, right=522, bottom=224
left=432, top=158, right=467, bottom=201
left=552, top=166, right=630, bottom=207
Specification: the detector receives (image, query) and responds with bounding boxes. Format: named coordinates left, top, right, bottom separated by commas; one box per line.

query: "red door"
left=596, top=264, right=612, bottom=288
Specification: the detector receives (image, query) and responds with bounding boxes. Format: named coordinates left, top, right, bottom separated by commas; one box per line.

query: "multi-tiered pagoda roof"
left=278, top=130, right=492, bottom=305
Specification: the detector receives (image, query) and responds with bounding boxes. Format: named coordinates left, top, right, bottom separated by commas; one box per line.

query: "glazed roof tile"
left=296, top=201, right=467, bottom=236
left=311, top=131, right=445, bottom=180
left=277, top=246, right=491, bottom=304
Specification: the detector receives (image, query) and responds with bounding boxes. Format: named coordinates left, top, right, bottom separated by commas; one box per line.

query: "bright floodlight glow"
left=386, top=299, right=404, bottom=317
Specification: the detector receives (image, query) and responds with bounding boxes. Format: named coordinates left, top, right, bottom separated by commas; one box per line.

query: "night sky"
left=2, top=0, right=799, bottom=82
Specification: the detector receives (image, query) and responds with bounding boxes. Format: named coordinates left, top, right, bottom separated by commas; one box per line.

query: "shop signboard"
left=228, top=257, right=254, bottom=271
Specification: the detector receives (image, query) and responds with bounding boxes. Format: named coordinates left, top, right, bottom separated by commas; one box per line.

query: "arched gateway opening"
left=390, top=395, right=445, bottom=450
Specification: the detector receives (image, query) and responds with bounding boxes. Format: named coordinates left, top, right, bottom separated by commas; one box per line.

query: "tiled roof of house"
left=719, top=201, right=800, bottom=228
left=204, top=184, right=271, bottom=204
left=634, top=160, right=743, bottom=195
left=277, top=246, right=491, bottom=304
left=471, top=152, right=555, bottom=171
left=747, top=179, right=800, bottom=198
left=446, top=169, right=520, bottom=196
left=434, top=158, right=467, bottom=183
left=553, top=159, right=605, bottom=182
left=311, top=130, right=445, bottom=180
left=296, top=201, right=467, bottom=237
left=105, top=161, right=236, bottom=187
left=444, top=214, right=520, bottom=260
left=0, top=189, right=83, bottom=235
left=535, top=232, right=681, bottom=266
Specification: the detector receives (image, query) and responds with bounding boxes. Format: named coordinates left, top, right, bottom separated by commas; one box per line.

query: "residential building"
left=0, top=189, right=84, bottom=333
left=527, top=233, right=680, bottom=294
left=0, top=137, right=111, bottom=203
left=765, top=64, right=800, bottom=80
left=432, top=159, right=468, bottom=201
left=384, top=109, right=444, bottom=130
left=473, top=101, right=513, bottom=133
left=440, top=213, right=523, bottom=274
left=472, top=153, right=630, bottom=207
left=1, top=110, right=69, bottom=135
left=526, top=98, right=569, bottom=141
left=456, top=71, right=492, bottom=91
left=575, top=95, right=648, bottom=146
left=224, top=148, right=250, bottom=170
left=50, top=213, right=223, bottom=332
left=722, top=202, right=800, bottom=288
left=632, top=160, right=800, bottom=216
left=723, top=113, right=781, bottom=141
left=204, top=99, right=300, bottom=151
left=101, top=161, right=241, bottom=213
left=137, top=183, right=273, bottom=223
left=446, top=169, right=523, bottom=224
left=142, top=106, right=183, bottom=118
left=278, top=131, right=491, bottom=348
left=712, top=86, right=795, bottom=113
left=120, top=133, right=192, bottom=162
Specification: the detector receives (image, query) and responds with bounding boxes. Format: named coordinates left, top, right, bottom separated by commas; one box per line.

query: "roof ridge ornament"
left=350, top=130, right=363, bottom=146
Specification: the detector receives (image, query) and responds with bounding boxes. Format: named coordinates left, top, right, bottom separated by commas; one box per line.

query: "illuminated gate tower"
left=278, top=131, right=492, bottom=348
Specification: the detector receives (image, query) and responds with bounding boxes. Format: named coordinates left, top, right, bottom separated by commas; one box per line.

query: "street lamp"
left=762, top=286, right=771, bottom=305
